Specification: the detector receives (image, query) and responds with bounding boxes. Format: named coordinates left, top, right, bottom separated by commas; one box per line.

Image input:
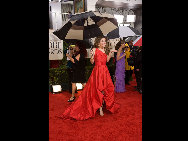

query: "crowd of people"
left=114, top=39, right=142, bottom=94
left=60, top=36, right=142, bottom=120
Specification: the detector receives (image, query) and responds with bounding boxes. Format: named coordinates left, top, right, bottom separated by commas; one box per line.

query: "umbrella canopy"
left=49, top=29, right=61, bottom=41
left=128, top=27, right=141, bottom=35
left=49, top=33, right=61, bottom=41
left=107, top=26, right=141, bottom=39
left=53, top=11, right=118, bottom=40
left=133, top=35, right=142, bottom=46
left=125, top=35, right=140, bottom=42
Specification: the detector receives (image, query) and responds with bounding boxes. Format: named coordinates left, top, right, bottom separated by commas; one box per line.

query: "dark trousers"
left=125, top=70, right=133, bottom=84
left=135, top=70, right=142, bottom=90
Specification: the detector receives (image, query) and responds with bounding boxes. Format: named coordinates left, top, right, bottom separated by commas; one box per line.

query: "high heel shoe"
left=68, top=96, right=76, bottom=102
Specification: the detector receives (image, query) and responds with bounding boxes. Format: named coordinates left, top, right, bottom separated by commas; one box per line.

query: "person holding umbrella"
left=59, top=36, right=120, bottom=120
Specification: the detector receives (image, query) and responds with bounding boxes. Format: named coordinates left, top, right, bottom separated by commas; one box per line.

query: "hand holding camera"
left=66, top=53, right=70, bottom=57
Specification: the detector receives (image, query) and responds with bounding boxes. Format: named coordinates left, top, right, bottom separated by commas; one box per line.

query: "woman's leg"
left=69, top=83, right=76, bottom=100
left=99, top=91, right=105, bottom=116
left=67, top=68, right=72, bottom=93
left=81, top=83, right=86, bottom=88
left=99, top=107, right=104, bottom=116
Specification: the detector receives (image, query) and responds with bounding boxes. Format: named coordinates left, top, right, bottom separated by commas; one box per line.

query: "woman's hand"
left=123, top=52, right=126, bottom=57
left=110, top=50, right=117, bottom=53
left=66, top=53, right=75, bottom=63
left=106, top=49, right=117, bottom=62
left=90, top=49, right=94, bottom=57
left=90, top=51, right=94, bottom=64
left=66, top=53, right=70, bottom=57
left=90, top=48, right=95, bottom=64
left=120, top=44, right=125, bottom=48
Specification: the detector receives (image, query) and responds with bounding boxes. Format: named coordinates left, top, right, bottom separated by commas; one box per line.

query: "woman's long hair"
left=94, top=36, right=110, bottom=55
left=75, top=41, right=87, bottom=57
left=115, top=39, right=125, bottom=50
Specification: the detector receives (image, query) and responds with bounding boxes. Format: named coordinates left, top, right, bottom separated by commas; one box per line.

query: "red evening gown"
left=60, top=48, right=120, bottom=120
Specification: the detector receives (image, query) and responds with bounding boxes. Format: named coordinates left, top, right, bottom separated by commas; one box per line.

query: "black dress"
left=71, top=53, right=86, bottom=83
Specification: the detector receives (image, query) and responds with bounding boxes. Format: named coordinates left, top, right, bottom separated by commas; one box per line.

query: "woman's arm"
left=66, top=53, right=80, bottom=63
left=107, top=52, right=112, bottom=62
left=116, top=44, right=126, bottom=61
left=90, top=48, right=96, bottom=64
left=116, top=50, right=121, bottom=61
left=107, top=50, right=117, bottom=62
left=116, top=51, right=126, bottom=61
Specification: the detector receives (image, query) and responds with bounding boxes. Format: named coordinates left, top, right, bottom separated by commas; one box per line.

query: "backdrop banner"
left=49, top=40, right=63, bottom=60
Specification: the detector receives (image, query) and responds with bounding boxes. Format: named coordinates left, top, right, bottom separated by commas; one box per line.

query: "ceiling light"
left=114, top=14, right=124, bottom=24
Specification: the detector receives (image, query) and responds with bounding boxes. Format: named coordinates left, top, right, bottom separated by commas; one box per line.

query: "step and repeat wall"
left=49, top=40, right=63, bottom=60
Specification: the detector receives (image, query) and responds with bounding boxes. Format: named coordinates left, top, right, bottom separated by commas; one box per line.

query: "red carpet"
left=49, top=77, right=142, bottom=141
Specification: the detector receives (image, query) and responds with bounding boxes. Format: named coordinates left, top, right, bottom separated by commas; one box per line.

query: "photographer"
left=66, top=41, right=87, bottom=102
left=66, top=45, right=77, bottom=94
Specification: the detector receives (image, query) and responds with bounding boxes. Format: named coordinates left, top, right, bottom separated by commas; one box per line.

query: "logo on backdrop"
left=49, top=41, right=63, bottom=60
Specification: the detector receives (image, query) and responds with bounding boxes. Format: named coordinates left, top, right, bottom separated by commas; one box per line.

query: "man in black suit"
left=134, top=46, right=142, bottom=94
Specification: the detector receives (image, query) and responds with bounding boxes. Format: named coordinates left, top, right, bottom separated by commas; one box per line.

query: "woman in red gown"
left=60, top=37, right=120, bottom=120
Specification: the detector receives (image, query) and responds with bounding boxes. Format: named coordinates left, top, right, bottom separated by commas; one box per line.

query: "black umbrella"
left=129, top=27, right=141, bottom=35
left=125, top=35, right=140, bottom=42
left=106, top=28, right=119, bottom=39
left=53, top=11, right=118, bottom=40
